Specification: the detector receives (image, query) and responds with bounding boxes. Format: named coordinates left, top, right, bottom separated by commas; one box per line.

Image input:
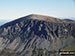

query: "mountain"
left=62, top=19, right=75, bottom=22
left=0, top=14, right=75, bottom=56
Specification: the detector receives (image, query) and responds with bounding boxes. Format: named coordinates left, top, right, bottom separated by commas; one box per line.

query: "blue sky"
left=0, top=0, right=75, bottom=21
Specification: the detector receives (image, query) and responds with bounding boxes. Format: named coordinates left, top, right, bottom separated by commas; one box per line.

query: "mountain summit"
left=25, top=14, right=61, bottom=22
left=0, top=14, right=75, bottom=56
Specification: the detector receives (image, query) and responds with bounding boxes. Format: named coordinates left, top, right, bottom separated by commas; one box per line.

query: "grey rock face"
left=0, top=14, right=75, bottom=56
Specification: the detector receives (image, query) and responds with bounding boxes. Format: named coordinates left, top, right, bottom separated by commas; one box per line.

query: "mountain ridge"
left=0, top=14, right=75, bottom=28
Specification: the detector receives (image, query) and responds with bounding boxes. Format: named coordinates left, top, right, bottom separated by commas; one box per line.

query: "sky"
left=0, top=0, right=75, bottom=21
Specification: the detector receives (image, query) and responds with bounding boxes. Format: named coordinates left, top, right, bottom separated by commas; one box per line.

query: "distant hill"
left=0, top=20, right=10, bottom=26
